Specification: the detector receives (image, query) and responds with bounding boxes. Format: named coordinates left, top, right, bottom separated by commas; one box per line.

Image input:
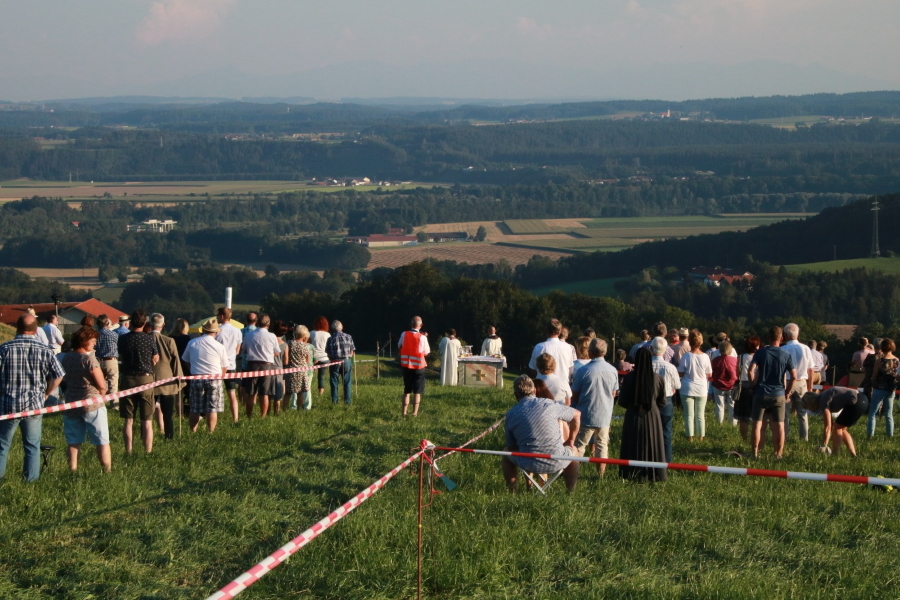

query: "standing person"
left=182, top=319, right=229, bottom=433
left=848, top=337, right=871, bottom=390
left=309, top=316, right=331, bottom=396
left=0, top=315, right=65, bottom=482
left=270, top=320, right=289, bottom=414
left=117, top=309, right=159, bottom=454
left=734, top=336, right=761, bottom=443
left=528, top=319, right=573, bottom=380
left=678, top=329, right=713, bottom=442
left=43, top=314, right=65, bottom=354
left=114, top=315, right=130, bottom=336
left=802, top=388, right=869, bottom=457
left=215, top=307, right=243, bottom=423
left=439, top=329, right=461, bottom=386
left=618, top=347, right=667, bottom=482
left=612, top=348, right=633, bottom=387
left=285, top=325, right=314, bottom=410
left=571, top=338, right=619, bottom=476
left=667, top=329, right=687, bottom=366
left=24, top=308, right=50, bottom=347
left=500, top=375, right=581, bottom=493
left=481, top=326, right=502, bottom=356
left=95, top=314, right=120, bottom=400
left=650, top=336, right=680, bottom=463
left=149, top=313, right=184, bottom=440
left=169, top=317, right=192, bottom=377
left=326, top=320, right=356, bottom=406
left=627, top=330, right=650, bottom=362
left=559, top=327, right=578, bottom=379
left=808, top=340, right=824, bottom=387
left=60, top=328, right=111, bottom=472
left=241, top=314, right=280, bottom=418
left=239, top=311, right=258, bottom=372
left=711, top=340, right=739, bottom=425
left=535, top=353, right=572, bottom=405
left=748, top=326, right=798, bottom=459
left=818, top=341, right=830, bottom=383
left=781, top=323, right=814, bottom=442
left=399, top=316, right=429, bottom=416
left=573, top=336, right=592, bottom=374
left=867, top=338, right=898, bottom=438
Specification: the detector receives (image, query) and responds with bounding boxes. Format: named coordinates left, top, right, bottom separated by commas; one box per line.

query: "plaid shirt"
left=0, top=335, right=66, bottom=413
left=325, top=331, right=356, bottom=360
left=96, top=328, right=119, bottom=359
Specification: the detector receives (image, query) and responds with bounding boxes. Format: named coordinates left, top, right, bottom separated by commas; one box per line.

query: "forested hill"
left=518, top=194, right=900, bottom=288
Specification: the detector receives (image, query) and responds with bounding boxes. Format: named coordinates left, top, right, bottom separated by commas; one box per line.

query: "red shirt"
left=710, top=355, right=738, bottom=391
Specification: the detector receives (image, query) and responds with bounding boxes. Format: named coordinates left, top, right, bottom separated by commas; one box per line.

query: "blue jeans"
left=867, top=389, right=895, bottom=437
left=0, top=416, right=43, bottom=482
left=330, top=358, right=353, bottom=405
left=660, top=401, right=674, bottom=463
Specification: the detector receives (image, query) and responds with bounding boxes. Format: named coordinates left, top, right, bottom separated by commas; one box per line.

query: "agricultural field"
left=783, top=257, right=900, bottom=275
left=367, top=243, right=571, bottom=269
left=0, top=179, right=428, bottom=203
left=502, top=220, right=567, bottom=235
left=3, top=371, right=899, bottom=597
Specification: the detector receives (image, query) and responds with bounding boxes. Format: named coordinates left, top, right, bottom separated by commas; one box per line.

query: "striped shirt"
left=0, top=335, right=66, bottom=413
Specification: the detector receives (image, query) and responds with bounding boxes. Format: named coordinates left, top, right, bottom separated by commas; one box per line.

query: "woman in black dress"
left=618, top=347, right=668, bottom=482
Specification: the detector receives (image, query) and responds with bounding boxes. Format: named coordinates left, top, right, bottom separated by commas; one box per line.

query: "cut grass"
left=783, top=257, right=900, bottom=276
left=0, top=369, right=898, bottom=598
left=503, top=220, right=566, bottom=235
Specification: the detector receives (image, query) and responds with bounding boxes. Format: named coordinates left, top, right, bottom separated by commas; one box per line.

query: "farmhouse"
left=0, top=299, right=126, bottom=336
left=689, top=267, right=755, bottom=286
left=345, top=234, right=418, bottom=248
left=424, top=232, right=468, bottom=243
left=127, top=219, right=177, bottom=233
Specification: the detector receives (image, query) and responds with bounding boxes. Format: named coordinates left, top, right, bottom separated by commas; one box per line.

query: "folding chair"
left=521, top=469, right=564, bottom=495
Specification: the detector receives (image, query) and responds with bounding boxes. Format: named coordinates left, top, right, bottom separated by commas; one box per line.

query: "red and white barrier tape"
left=206, top=442, right=433, bottom=600
left=813, top=384, right=864, bottom=392
left=433, top=446, right=900, bottom=487
left=434, top=418, right=505, bottom=463
left=0, top=361, right=342, bottom=422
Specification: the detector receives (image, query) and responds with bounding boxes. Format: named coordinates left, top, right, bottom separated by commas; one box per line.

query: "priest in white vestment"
left=481, top=326, right=502, bottom=356
left=439, top=329, right=462, bottom=386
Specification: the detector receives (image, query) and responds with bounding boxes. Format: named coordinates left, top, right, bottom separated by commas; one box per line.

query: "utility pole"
left=871, top=198, right=881, bottom=258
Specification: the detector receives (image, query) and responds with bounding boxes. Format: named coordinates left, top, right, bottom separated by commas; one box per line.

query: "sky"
left=2, top=0, right=899, bottom=101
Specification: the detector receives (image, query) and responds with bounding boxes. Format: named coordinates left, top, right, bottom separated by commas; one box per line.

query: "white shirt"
left=182, top=334, right=229, bottom=375
left=481, top=336, right=502, bottom=356
left=42, top=323, right=65, bottom=350
left=782, top=340, right=813, bottom=381
left=529, top=337, right=574, bottom=379
left=679, top=352, right=713, bottom=397
left=536, top=372, right=572, bottom=403
left=309, top=330, right=331, bottom=363
left=215, top=322, right=242, bottom=370
left=34, top=326, right=50, bottom=347
left=243, top=327, right=281, bottom=364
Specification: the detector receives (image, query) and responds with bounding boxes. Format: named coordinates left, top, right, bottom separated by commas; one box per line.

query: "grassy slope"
left=0, top=370, right=899, bottom=598
left=783, top=257, right=900, bottom=275
left=0, top=324, right=14, bottom=343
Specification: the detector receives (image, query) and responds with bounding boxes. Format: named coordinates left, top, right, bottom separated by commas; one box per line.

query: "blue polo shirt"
left=751, top=346, right=795, bottom=397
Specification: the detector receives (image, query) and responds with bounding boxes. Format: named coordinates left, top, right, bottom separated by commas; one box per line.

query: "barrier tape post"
left=433, top=418, right=505, bottom=464
left=207, top=441, right=432, bottom=600
left=433, top=447, right=900, bottom=488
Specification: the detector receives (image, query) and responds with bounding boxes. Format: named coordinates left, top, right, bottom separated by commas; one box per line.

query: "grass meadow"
left=783, top=257, right=900, bottom=276
left=1, top=367, right=900, bottom=598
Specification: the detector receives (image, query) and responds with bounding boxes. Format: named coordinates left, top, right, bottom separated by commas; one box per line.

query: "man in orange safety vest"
left=399, top=316, right=431, bottom=416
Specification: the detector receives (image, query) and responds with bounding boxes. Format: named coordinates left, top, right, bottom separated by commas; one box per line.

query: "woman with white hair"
left=285, top=324, right=315, bottom=410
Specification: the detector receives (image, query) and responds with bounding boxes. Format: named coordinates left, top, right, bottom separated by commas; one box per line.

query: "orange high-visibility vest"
left=400, top=331, right=426, bottom=369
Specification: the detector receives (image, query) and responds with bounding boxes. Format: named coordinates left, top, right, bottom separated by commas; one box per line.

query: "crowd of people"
left=0, top=307, right=359, bottom=481
left=500, top=319, right=899, bottom=491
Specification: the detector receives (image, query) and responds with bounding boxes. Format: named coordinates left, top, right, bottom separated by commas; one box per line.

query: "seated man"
left=500, top=375, right=581, bottom=492
left=801, top=388, right=869, bottom=457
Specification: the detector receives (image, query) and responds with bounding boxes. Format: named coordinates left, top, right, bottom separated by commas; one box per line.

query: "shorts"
left=834, top=393, right=869, bottom=428
left=224, top=370, right=239, bottom=391
left=751, top=394, right=786, bottom=423
left=189, top=380, right=224, bottom=414
left=403, top=367, right=426, bottom=395
left=119, top=373, right=155, bottom=420
left=511, top=444, right=576, bottom=475
left=62, top=406, right=110, bottom=446
left=242, top=361, right=277, bottom=397
left=573, top=426, right=610, bottom=459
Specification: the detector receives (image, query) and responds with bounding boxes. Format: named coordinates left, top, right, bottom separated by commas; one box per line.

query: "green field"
left=90, top=284, right=126, bottom=304
left=529, top=276, right=627, bottom=297
left=580, top=214, right=807, bottom=230
left=503, top=220, right=566, bottom=235
left=3, top=371, right=900, bottom=598
left=783, top=257, right=900, bottom=275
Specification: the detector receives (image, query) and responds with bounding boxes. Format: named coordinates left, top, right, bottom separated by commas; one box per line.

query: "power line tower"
left=871, top=198, right=881, bottom=258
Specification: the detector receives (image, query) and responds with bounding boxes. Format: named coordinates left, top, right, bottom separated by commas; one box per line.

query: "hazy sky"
left=3, top=0, right=899, bottom=101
